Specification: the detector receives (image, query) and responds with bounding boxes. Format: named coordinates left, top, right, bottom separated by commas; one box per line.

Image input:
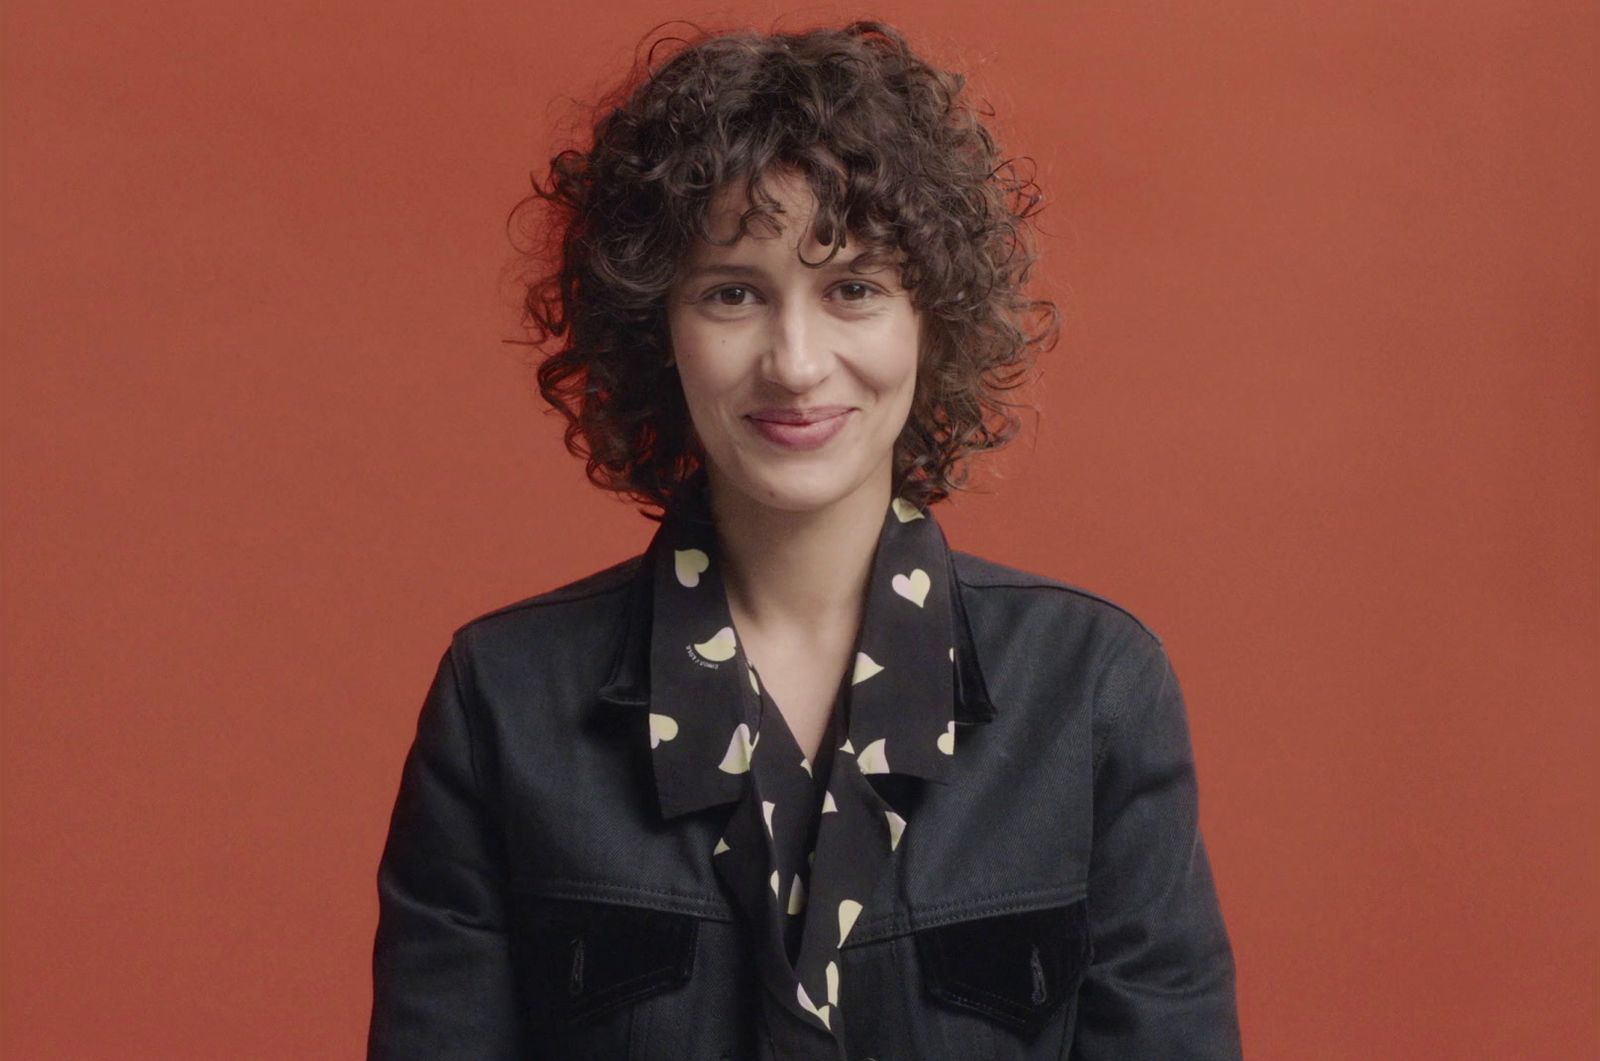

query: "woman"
left=370, top=20, right=1241, bottom=1060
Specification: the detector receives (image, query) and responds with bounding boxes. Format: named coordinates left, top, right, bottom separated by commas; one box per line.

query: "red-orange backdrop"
left=2, top=1, right=1595, bottom=1057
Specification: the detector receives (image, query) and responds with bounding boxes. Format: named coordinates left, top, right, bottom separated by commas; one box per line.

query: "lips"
left=746, top=406, right=852, bottom=426
left=744, top=407, right=853, bottom=450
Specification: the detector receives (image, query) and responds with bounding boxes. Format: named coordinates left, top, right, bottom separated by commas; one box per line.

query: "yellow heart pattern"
left=885, top=810, right=907, bottom=851
left=891, top=497, right=923, bottom=522
left=857, top=738, right=890, bottom=775
left=717, top=723, right=758, bottom=774
left=837, top=899, right=863, bottom=945
left=851, top=653, right=883, bottom=684
left=797, top=983, right=831, bottom=1029
left=890, top=568, right=930, bottom=607
left=674, top=548, right=710, bottom=587
left=648, top=713, right=679, bottom=748
left=693, top=625, right=737, bottom=663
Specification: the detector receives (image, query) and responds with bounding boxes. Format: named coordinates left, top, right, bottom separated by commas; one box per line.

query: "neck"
left=706, top=468, right=892, bottom=639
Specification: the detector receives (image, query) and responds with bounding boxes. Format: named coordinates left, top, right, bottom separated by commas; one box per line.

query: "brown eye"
left=711, top=285, right=753, bottom=306
left=836, top=282, right=878, bottom=301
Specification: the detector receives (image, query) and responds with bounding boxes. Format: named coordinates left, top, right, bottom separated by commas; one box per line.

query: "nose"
left=760, top=299, right=831, bottom=394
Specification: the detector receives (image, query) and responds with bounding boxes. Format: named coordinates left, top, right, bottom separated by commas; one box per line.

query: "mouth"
left=743, top=407, right=853, bottom=450
left=746, top=406, right=853, bottom=426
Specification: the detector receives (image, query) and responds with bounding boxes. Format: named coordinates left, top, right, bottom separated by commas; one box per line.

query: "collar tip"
left=954, top=701, right=997, bottom=726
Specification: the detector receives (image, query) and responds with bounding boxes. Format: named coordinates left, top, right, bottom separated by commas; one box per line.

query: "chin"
left=723, top=461, right=878, bottom=516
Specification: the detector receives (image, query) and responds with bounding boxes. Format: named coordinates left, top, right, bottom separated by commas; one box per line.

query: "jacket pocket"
left=913, top=900, right=1091, bottom=1037
left=517, top=897, right=698, bottom=1027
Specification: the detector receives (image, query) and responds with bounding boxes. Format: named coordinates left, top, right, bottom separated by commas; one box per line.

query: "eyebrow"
left=677, top=252, right=893, bottom=285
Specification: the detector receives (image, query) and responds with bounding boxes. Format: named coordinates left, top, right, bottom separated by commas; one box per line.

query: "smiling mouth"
left=746, top=407, right=852, bottom=426
left=743, top=409, right=853, bottom=450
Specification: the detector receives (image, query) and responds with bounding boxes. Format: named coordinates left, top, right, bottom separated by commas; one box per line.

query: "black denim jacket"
left=369, top=546, right=1243, bottom=1059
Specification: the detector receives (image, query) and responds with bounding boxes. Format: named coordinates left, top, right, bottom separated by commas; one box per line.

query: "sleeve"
left=368, top=636, right=523, bottom=1060
left=1069, top=632, right=1243, bottom=1060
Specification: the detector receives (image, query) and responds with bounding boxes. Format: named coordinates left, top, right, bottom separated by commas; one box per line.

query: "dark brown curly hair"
left=508, top=18, right=1059, bottom=516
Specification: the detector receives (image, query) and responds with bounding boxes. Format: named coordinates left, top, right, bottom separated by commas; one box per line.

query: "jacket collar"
left=594, top=493, right=997, bottom=819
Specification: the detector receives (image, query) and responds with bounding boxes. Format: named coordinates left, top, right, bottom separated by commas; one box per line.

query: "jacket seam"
left=949, top=556, right=1164, bottom=646
left=453, top=559, right=643, bottom=636
left=847, top=886, right=1088, bottom=943
left=1090, top=630, right=1169, bottom=780
left=515, top=878, right=736, bottom=920
left=446, top=629, right=484, bottom=801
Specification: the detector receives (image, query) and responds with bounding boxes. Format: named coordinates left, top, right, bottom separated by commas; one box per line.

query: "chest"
left=487, top=679, right=1096, bottom=1058
left=738, top=638, right=851, bottom=763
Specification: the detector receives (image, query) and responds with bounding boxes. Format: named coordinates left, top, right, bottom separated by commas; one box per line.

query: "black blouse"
left=644, top=482, right=960, bottom=1055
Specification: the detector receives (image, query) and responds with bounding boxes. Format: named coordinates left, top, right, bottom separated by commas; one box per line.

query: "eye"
left=834, top=281, right=882, bottom=302
left=706, top=285, right=757, bottom=307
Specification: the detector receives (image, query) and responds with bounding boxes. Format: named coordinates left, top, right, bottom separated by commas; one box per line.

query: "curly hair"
left=508, top=19, right=1058, bottom=516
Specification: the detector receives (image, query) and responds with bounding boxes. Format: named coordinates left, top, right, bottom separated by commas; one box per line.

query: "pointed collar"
left=595, top=486, right=997, bottom=820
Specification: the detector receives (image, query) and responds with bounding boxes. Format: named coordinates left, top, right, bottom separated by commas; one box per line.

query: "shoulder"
left=950, top=551, right=1185, bottom=773
left=446, top=553, right=644, bottom=651
left=950, top=549, right=1165, bottom=652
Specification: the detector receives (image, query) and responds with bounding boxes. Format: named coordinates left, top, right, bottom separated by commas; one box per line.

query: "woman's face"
left=666, top=170, right=921, bottom=519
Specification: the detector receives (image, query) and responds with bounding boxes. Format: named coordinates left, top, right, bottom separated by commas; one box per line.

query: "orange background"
left=2, top=1, right=1595, bottom=1057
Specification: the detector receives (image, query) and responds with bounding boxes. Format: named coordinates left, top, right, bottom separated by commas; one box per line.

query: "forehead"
left=697, top=169, right=826, bottom=246
left=687, top=168, right=897, bottom=272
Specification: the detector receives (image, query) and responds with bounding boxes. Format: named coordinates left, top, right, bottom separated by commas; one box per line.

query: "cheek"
left=670, top=347, right=751, bottom=441
left=674, top=348, right=736, bottom=407
left=673, top=367, right=715, bottom=433
left=667, top=320, right=718, bottom=401
left=873, top=318, right=922, bottom=401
